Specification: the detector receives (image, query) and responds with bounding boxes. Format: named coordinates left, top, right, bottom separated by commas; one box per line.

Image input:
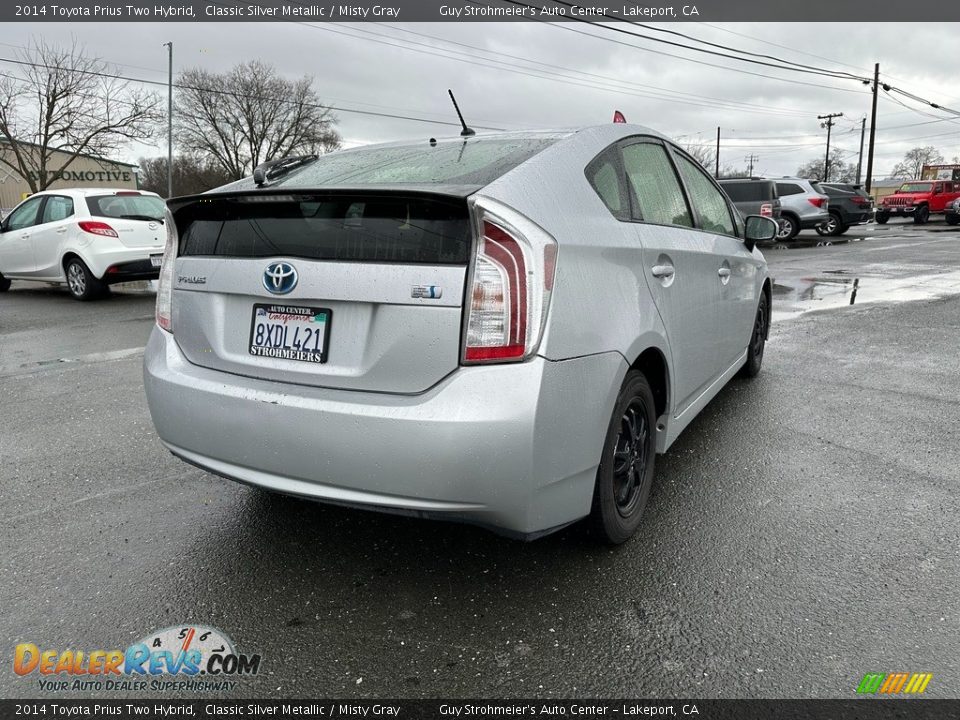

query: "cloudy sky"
left=6, top=21, right=960, bottom=178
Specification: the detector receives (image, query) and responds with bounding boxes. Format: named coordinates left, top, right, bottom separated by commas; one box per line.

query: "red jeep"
left=876, top=180, right=960, bottom=224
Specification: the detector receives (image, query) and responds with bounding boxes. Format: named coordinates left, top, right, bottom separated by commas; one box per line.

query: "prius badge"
left=411, top=285, right=442, bottom=299
left=263, top=262, right=298, bottom=295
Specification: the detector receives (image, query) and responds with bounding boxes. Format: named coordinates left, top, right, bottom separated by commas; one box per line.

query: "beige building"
left=1, top=142, right=138, bottom=215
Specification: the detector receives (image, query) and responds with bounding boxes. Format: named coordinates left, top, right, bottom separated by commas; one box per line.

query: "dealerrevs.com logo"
left=14, top=625, right=262, bottom=692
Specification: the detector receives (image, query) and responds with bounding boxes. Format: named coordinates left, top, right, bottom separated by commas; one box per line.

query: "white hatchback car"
left=0, top=188, right=167, bottom=300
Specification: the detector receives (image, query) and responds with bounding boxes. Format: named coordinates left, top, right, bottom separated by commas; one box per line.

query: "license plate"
left=248, top=304, right=331, bottom=364
left=150, top=254, right=163, bottom=268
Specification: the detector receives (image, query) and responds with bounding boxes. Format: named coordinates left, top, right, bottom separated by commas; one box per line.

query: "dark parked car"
left=718, top=179, right=782, bottom=226
left=946, top=197, right=960, bottom=225
left=817, top=183, right=873, bottom=236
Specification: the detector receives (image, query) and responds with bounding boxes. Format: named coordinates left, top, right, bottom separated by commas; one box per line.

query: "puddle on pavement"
left=772, top=269, right=960, bottom=320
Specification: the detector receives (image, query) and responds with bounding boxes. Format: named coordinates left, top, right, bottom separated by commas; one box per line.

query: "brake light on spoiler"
left=463, top=198, right=558, bottom=364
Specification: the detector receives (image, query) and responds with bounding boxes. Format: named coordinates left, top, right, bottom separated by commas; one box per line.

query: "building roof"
left=0, top=139, right=138, bottom=168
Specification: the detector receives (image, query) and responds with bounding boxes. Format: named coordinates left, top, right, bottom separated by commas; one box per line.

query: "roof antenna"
left=448, top=90, right=475, bottom=137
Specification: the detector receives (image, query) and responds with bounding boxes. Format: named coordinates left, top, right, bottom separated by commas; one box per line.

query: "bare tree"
left=682, top=141, right=715, bottom=171
left=890, top=146, right=944, bottom=179
left=137, top=154, right=232, bottom=197
left=795, top=155, right=858, bottom=183
left=0, top=40, right=161, bottom=193
left=176, top=61, right=341, bottom=181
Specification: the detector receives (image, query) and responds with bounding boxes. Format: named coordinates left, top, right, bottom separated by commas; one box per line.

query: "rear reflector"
left=78, top=220, right=118, bottom=238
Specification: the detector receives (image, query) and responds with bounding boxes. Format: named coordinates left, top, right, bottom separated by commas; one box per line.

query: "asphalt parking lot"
left=2, top=219, right=959, bottom=699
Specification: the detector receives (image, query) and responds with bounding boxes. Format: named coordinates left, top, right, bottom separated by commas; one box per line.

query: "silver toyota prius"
left=143, top=124, right=777, bottom=543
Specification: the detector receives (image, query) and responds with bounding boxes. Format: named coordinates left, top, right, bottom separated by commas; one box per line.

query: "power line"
left=0, top=54, right=509, bottom=132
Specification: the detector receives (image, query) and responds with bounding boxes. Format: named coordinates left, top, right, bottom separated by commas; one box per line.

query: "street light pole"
left=818, top=112, right=843, bottom=182
left=163, top=41, right=173, bottom=199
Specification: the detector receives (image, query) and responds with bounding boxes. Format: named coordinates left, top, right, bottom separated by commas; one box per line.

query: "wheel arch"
left=627, top=345, right=670, bottom=428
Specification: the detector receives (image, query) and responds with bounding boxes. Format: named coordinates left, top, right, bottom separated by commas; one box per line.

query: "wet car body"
left=143, top=125, right=773, bottom=541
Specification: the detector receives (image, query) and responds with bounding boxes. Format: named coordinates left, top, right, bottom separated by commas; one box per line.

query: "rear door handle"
left=651, top=264, right=675, bottom=279
left=717, top=268, right=731, bottom=278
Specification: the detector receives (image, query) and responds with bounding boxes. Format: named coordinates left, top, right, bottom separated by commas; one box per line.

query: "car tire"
left=777, top=214, right=799, bottom=241
left=946, top=214, right=960, bottom=226
left=590, top=370, right=657, bottom=545
left=817, top=212, right=845, bottom=237
left=913, top=206, right=930, bottom=225
left=65, top=258, right=107, bottom=301
left=875, top=213, right=889, bottom=224
left=738, top=291, right=769, bottom=379
left=0, top=272, right=10, bottom=292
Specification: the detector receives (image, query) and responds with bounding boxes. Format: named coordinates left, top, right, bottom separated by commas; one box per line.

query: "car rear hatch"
left=85, top=192, right=166, bottom=248
left=167, top=190, right=472, bottom=394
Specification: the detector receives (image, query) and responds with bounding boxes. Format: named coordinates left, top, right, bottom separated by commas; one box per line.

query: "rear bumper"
left=799, top=212, right=830, bottom=229
left=143, top=327, right=626, bottom=537
left=102, top=258, right=160, bottom=284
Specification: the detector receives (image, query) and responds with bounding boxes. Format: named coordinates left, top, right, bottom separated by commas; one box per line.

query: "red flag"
left=613, top=110, right=627, bottom=124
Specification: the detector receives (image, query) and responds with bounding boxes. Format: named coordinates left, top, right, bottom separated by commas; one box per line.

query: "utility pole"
left=856, top=117, right=866, bottom=185
left=865, top=63, right=880, bottom=195
left=163, top=41, right=173, bottom=199
left=818, top=112, right=843, bottom=182
left=745, top=154, right=758, bottom=177
left=715, top=126, right=720, bottom=178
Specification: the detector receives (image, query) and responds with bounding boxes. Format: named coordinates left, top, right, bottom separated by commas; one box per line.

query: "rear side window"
left=176, top=194, right=471, bottom=265
left=87, top=194, right=165, bottom=221
left=41, top=196, right=73, bottom=223
left=586, top=149, right=627, bottom=218
left=621, top=142, right=692, bottom=228
left=720, top=181, right=772, bottom=202
left=675, top=155, right=736, bottom=236
left=276, top=137, right=560, bottom=188
left=777, top=183, right=805, bottom=196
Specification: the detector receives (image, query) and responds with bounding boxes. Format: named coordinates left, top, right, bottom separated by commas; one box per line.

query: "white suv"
left=773, top=178, right=831, bottom=241
left=0, top=188, right=167, bottom=300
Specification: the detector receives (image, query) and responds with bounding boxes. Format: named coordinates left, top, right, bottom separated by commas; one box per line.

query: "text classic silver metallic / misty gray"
left=143, top=124, right=777, bottom=543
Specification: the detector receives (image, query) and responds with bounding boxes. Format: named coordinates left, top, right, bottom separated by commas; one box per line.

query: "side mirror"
left=743, top=215, right=778, bottom=251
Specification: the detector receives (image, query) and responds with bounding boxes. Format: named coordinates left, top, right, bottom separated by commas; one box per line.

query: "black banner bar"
left=2, top=700, right=960, bottom=720
left=2, top=0, right=959, bottom=22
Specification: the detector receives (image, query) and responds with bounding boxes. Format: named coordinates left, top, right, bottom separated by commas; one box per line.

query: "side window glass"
left=586, top=149, right=626, bottom=218
left=675, top=154, right=736, bottom=236
left=41, top=196, right=74, bottom=224
left=777, top=183, right=804, bottom=196
left=621, top=142, right=692, bottom=227
left=6, top=197, right=43, bottom=231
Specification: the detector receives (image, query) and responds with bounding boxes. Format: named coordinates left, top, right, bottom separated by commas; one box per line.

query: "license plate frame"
left=248, top=303, right=332, bottom=364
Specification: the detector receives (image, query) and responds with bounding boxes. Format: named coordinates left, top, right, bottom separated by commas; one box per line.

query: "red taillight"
left=760, top=203, right=773, bottom=217
left=115, top=191, right=142, bottom=196
left=78, top=220, right=118, bottom=238
left=463, top=203, right=557, bottom=364
left=464, top=221, right=527, bottom=362
left=808, top=197, right=826, bottom=208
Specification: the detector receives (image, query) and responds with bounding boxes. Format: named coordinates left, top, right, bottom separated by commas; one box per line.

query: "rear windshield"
left=86, top=194, right=165, bottom=221
left=720, top=181, right=774, bottom=202
left=175, top=193, right=471, bottom=265
left=273, top=137, right=559, bottom=188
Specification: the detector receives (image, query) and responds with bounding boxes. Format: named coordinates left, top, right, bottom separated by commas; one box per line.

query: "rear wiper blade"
left=253, top=154, right=318, bottom=187
left=120, top=214, right=164, bottom=222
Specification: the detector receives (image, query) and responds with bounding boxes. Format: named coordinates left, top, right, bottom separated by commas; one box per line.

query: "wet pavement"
left=2, top=222, right=959, bottom=699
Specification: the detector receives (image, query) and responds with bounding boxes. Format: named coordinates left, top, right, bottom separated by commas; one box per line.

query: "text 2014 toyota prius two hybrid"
left=143, top=124, right=778, bottom=543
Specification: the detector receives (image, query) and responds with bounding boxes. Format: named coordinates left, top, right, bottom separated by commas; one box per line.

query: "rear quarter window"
left=777, top=183, right=805, bottom=196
